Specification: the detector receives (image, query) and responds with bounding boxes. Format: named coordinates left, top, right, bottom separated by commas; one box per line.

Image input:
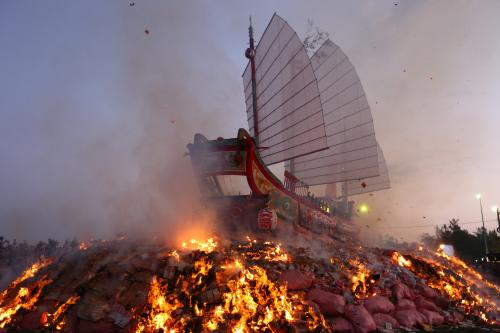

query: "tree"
left=427, top=218, right=500, bottom=263
left=420, top=232, right=438, bottom=249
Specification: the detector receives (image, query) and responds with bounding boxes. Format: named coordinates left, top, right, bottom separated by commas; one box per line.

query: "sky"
left=1, top=1, right=499, bottom=242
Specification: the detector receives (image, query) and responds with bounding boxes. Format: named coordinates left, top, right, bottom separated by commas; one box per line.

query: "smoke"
left=0, top=2, right=245, bottom=242
left=3, top=1, right=500, bottom=243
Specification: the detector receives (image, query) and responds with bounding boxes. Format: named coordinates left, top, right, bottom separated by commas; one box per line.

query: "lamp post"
left=492, top=205, right=500, bottom=233
left=476, top=194, right=489, bottom=257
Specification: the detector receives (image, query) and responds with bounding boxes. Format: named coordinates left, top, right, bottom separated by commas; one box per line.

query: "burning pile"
left=0, top=235, right=498, bottom=332
left=134, top=238, right=328, bottom=332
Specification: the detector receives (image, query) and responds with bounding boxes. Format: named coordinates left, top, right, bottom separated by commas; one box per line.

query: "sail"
left=346, top=143, right=390, bottom=196
left=242, top=14, right=328, bottom=165
left=325, top=183, right=337, bottom=199
left=286, top=39, right=379, bottom=185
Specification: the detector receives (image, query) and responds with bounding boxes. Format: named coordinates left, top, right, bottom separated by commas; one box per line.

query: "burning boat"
left=1, top=12, right=499, bottom=333
left=187, top=14, right=390, bottom=238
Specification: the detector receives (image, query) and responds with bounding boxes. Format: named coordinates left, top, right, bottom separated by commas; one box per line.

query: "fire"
left=263, top=242, right=290, bottom=262
left=393, top=249, right=499, bottom=324
left=17, top=287, right=28, bottom=298
left=349, top=260, right=373, bottom=298
left=391, top=251, right=412, bottom=268
left=0, top=257, right=52, bottom=300
left=238, top=237, right=291, bottom=263
left=169, top=249, right=180, bottom=262
left=43, top=295, right=80, bottom=330
left=435, top=250, right=500, bottom=294
left=205, top=264, right=295, bottom=332
left=134, top=238, right=329, bottom=332
left=181, top=237, right=218, bottom=253
left=192, top=257, right=213, bottom=286
left=0, top=257, right=53, bottom=328
left=135, top=276, right=184, bottom=333
left=0, top=276, right=52, bottom=328
left=79, top=241, right=89, bottom=250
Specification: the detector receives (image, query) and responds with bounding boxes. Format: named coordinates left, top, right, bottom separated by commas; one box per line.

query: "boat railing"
left=284, top=171, right=332, bottom=215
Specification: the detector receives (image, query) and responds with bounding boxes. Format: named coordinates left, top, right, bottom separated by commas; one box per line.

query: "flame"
left=181, top=237, right=218, bottom=253
left=349, top=260, right=372, bottom=298
left=435, top=250, right=500, bottom=294
left=0, top=257, right=53, bottom=328
left=169, top=250, right=180, bottom=262
left=192, top=257, right=213, bottom=286
left=79, top=241, right=89, bottom=251
left=238, top=237, right=291, bottom=263
left=43, top=295, right=80, bottom=330
left=135, top=238, right=329, bottom=332
left=391, top=251, right=412, bottom=268
left=0, top=276, right=52, bottom=328
left=395, top=248, right=499, bottom=324
left=135, top=276, right=184, bottom=333
left=204, top=264, right=295, bottom=332
left=0, top=258, right=52, bottom=301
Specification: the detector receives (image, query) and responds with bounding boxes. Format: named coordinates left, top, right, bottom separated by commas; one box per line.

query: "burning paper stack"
left=0, top=235, right=498, bottom=332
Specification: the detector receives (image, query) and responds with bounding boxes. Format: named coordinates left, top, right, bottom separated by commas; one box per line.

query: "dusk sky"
left=1, top=1, right=499, bottom=242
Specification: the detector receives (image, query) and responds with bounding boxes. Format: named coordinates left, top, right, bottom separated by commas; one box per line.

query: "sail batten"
left=262, top=136, right=330, bottom=160
left=248, top=76, right=318, bottom=124
left=248, top=95, right=322, bottom=136
left=292, top=155, right=378, bottom=170
left=293, top=146, right=378, bottom=170
left=346, top=144, right=390, bottom=195
left=285, top=39, right=380, bottom=184
left=301, top=165, right=379, bottom=180
left=258, top=109, right=324, bottom=142
left=242, top=14, right=328, bottom=165
left=324, top=106, right=369, bottom=126
left=317, top=56, right=349, bottom=83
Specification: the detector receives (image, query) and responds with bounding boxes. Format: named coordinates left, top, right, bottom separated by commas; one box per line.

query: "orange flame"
left=181, top=237, right=218, bottom=253
left=42, top=295, right=80, bottom=330
left=204, top=264, right=295, bottom=332
left=391, top=251, right=412, bottom=268
left=135, top=276, right=184, bottom=333
left=0, top=276, right=52, bottom=328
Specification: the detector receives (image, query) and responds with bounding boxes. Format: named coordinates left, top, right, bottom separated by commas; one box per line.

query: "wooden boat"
left=187, top=14, right=390, bottom=237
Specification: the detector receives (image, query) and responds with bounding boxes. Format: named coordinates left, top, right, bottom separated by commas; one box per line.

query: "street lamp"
left=476, top=194, right=489, bottom=257
left=493, top=205, right=500, bottom=233
left=358, top=204, right=368, bottom=214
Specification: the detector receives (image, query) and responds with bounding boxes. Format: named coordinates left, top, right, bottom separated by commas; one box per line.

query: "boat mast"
left=245, top=17, right=259, bottom=145
left=342, top=181, right=349, bottom=216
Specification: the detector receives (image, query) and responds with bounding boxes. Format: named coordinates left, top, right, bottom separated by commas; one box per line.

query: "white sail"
left=242, top=14, right=328, bottom=165
left=286, top=39, right=379, bottom=185
left=346, top=143, right=390, bottom=196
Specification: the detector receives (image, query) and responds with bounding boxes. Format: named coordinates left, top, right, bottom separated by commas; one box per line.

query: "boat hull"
left=187, top=129, right=337, bottom=236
